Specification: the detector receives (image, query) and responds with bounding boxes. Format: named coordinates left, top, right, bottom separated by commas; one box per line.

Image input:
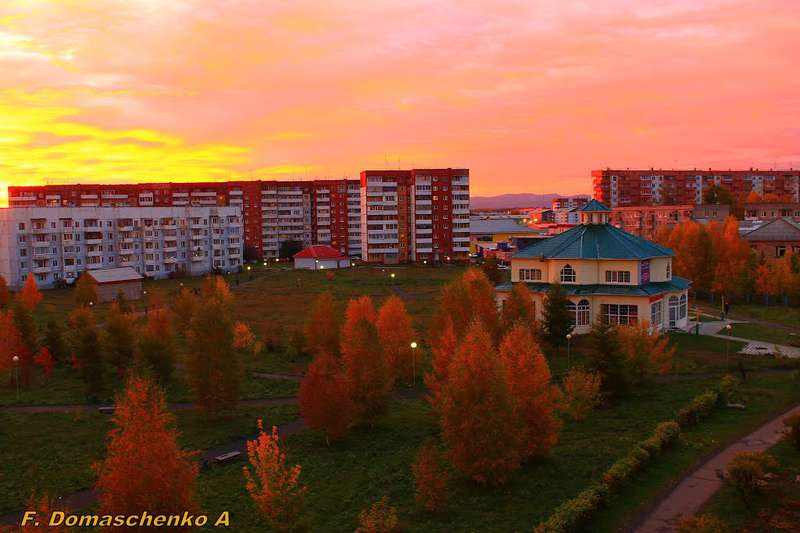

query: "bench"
left=213, top=451, right=242, bottom=465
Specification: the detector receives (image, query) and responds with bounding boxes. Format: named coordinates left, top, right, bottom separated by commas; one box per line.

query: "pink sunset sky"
left=0, top=0, right=798, bottom=206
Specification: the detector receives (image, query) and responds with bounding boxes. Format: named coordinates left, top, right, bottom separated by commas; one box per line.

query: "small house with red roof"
left=293, top=245, right=352, bottom=270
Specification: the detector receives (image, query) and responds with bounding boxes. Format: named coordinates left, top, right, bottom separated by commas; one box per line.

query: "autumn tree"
left=68, top=307, right=105, bottom=399
left=33, top=347, right=54, bottom=385
left=431, top=269, right=499, bottom=346
left=137, top=308, right=176, bottom=384
left=172, top=287, right=197, bottom=335
left=234, top=321, right=262, bottom=358
left=262, top=319, right=283, bottom=352
left=0, top=275, right=8, bottom=308
left=94, top=374, right=198, bottom=530
left=0, top=311, right=25, bottom=381
left=499, top=282, right=537, bottom=336
left=305, top=291, right=340, bottom=357
left=376, top=295, right=417, bottom=382
left=43, top=320, right=66, bottom=363
left=618, top=322, right=675, bottom=382
left=499, top=324, right=561, bottom=458
left=340, top=295, right=376, bottom=351
left=243, top=421, right=306, bottom=532
left=18, top=272, right=42, bottom=311
left=541, top=282, right=573, bottom=352
left=187, top=282, right=241, bottom=419
left=73, top=272, right=98, bottom=307
left=9, top=299, right=37, bottom=388
left=424, top=319, right=457, bottom=415
left=355, top=497, right=398, bottom=533
left=560, top=368, right=602, bottom=421
left=341, top=307, right=393, bottom=425
left=711, top=217, right=753, bottom=300
left=438, top=321, right=522, bottom=485
left=481, top=257, right=502, bottom=284
left=298, top=351, right=355, bottom=445
left=104, top=303, right=138, bottom=376
left=657, top=221, right=715, bottom=293
left=412, top=441, right=448, bottom=512
left=20, top=493, right=69, bottom=533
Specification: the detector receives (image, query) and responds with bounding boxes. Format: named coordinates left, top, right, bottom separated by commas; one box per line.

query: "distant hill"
left=471, top=193, right=567, bottom=209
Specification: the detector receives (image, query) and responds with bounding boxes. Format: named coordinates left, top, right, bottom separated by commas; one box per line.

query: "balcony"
left=85, top=238, right=103, bottom=245
left=86, top=262, right=103, bottom=270
left=117, top=224, right=134, bottom=232
left=32, top=265, right=51, bottom=274
left=31, top=226, right=50, bottom=234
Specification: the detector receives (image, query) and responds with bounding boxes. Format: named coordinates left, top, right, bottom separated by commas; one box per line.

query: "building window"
left=560, top=264, right=576, bottom=283
left=776, top=246, right=786, bottom=257
left=650, top=300, right=662, bottom=326
left=666, top=262, right=671, bottom=279
left=679, top=294, right=687, bottom=319
left=605, top=270, right=631, bottom=283
left=601, top=303, right=638, bottom=325
left=519, top=268, right=542, bottom=281
left=568, top=299, right=591, bottom=326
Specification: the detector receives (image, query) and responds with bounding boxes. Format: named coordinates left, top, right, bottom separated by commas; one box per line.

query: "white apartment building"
left=0, top=207, right=243, bottom=289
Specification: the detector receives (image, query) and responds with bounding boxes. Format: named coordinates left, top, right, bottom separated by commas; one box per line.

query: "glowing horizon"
left=1, top=0, right=799, bottom=207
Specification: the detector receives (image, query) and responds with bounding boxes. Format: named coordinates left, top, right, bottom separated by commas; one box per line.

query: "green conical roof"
left=514, top=223, right=673, bottom=260
left=577, top=199, right=612, bottom=212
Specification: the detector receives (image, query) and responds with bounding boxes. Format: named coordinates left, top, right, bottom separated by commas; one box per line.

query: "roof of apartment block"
left=514, top=222, right=674, bottom=260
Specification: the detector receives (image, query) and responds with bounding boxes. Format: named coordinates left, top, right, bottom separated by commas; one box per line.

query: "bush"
left=355, top=496, right=398, bottom=533
left=534, top=486, right=606, bottom=533
left=718, top=374, right=740, bottom=403
left=677, top=514, right=728, bottom=533
left=783, top=413, right=800, bottom=451
left=677, top=391, right=720, bottom=428
left=725, top=451, right=777, bottom=506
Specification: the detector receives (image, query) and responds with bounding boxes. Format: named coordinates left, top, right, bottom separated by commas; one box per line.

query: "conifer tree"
left=68, top=307, right=105, bottom=399
left=542, top=282, right=573, bottom=352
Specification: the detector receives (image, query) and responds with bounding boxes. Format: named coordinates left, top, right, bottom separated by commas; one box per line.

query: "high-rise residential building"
left=8, top=180, right=362, bottom=259
left=360, top=168, right=470, bottom=263
left=0, top=207, right=243, bottom=288
left=609, top=205, right=694, bottom=240
left=591, top=169, right=800, bottom=207
left=551, top=196, right=589, bottom=210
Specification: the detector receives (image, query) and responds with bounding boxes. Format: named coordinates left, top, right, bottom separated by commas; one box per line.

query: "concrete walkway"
left=633, top=402, right=800, bottom=533
left=689, top=320, right=800, bottom=358
left=0, top=397, right=297, bottom=413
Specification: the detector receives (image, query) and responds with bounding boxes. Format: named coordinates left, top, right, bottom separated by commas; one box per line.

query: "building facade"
left=743, top=203, right=800, bottom=222
left=592, top=169, right=800, bottom=207
left=552, top=196, right=589, bottom=210
left=497, top=200, right=690, bottom=334
left=8, top=180, right=362, bottom=260
left=609, top=205, right=694, bottom=239
left=741, top=218, right=800, bottom=259
left=0, top=207, right=243, bottom=288
left=360, top=169, right=470, bottom=263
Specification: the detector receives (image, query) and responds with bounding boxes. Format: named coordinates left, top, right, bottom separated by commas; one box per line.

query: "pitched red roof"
left=293, top=245, right=347, bottom=260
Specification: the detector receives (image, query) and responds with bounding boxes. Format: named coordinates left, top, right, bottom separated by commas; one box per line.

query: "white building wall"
left=0, top=206, right=243, bottom=289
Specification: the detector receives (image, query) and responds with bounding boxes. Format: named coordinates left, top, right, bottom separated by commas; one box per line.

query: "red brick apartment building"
left=8, top=180, right=362, bottom=259
left=360, top=168, right=470, bottom=263
left=609, top=205, right=694, bottom=239
left=592, top=169, right=800, bottom=207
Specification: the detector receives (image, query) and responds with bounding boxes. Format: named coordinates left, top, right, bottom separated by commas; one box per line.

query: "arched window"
left=576, top=299, right=590, bottom=326
left=560, top=264, right=576, bottom=283
left=679, top=294, right=687, bottom=319
left=666, top=261, right=671, bottom=279
left=668, top=295, right=680, bottom=328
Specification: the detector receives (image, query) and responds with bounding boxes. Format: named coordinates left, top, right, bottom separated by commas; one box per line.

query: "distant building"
left=592, top=169, right=800, bottom=207
left=360, top=169, right=470, bottom=263
left=469, top=217, right=547, bottom=258
left=526, top=208, right=555, bottom=224
left=293, top=245, right=352, bottom=270
left=743, top=203, right=800, bottom=222
left=741, top=218, right=800, bottom=259
left=553, top=207, right=580, bottom=225
left=551, top=196, right=589, bottom=210
left=497, top=200, right=690, bottom=334
left=0, top=206, right=242, bottom=289
left=692, top=204, right=731, bottom=223
left=86, top=267, right=144, bottom=303
left=609, top=205, right=694, bottom=239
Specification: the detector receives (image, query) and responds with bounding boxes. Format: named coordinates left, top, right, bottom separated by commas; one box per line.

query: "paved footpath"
left=690, top=320, right=800, bottom=358
left=633, top=402, right=800, bottom=533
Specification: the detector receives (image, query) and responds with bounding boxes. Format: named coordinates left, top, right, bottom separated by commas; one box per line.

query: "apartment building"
left=0, top=207, right=242, bottom=288
left=551, top=196, right=589, bottom=210
left=360, top=169, right=470, bottom=263
left=592, top=169, right=800, bottom=207
left=8, top=180, right=362, bottom=259
left=609, top=205, right=694, bottom=239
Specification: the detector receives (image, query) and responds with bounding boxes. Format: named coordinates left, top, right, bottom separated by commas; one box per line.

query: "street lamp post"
left=12, top=355, right=19, bottom=400
left=410, top=341, right=418, bottom=386
left=143, top=290, right=148, bottom=315
left=566, top=333, right=572, bottom=368
left=725, top=323, right=732, bottom=370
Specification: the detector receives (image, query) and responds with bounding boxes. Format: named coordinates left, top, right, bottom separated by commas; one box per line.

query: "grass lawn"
left=586, top=373, right=800, bottom=531
left=729, top=322, right=800, bottom=346
left=702, top=440, right=800, bottom=530
left=0, top=404, right=298, bottom=515
left=191, top=375, right=800, bottom=533
left=727, top=303, right=800, bottom=329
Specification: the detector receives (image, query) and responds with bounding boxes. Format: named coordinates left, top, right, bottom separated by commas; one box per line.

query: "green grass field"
left=728, top=322, right=800, bottom=346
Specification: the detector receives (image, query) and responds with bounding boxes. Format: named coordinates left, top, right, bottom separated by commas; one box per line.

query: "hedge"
left=534, top=383, right=725, bottom=533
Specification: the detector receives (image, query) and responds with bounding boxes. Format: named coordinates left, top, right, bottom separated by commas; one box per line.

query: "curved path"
left=0, top=396, right=297, bottom=413
left=632, top=402, right=800, bottom=533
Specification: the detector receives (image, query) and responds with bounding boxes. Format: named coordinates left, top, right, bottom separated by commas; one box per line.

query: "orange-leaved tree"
left=68, top=306, right=104, bottom=397
left=73, top=272, right=98, bottom=308
left=376, top=295, right=417, bottom=382
left=412, top=441, right=448, bottom=513
left=0, top=311, right=25, bottom=377
left=424, top=318, right=457, bottom=415
left=499, top=324, right=561, bottom=459
left=559, top=368, right=602, bottom=421
left=438, top=320, right=522, bottom=485
left=94, top=374, right=198, bottom=531
left=33, top=347, right=54, bottom=385
left=711, top=217, right=754, bottom=300
left=305, top=291, right=340, bottom=357
left=172, top=286, right=198, bottom=336
left=341, top=303, right=393, bottom=426
left=430, top=269, right=500, bottom=347
left=618, top=322, right=675, bottom=383
left=18, top=272, right=42, bottom=311
left=137, top=307, right=176, bottom=384
left=104, top=302, right=138, bottom=376
left=340, top=295, right=376, bottom=353
left=499, top=282, right=537, bottom=336
left=243, top=421, right=306, bottom=532
left=299, top=351, right=355, bottom=445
